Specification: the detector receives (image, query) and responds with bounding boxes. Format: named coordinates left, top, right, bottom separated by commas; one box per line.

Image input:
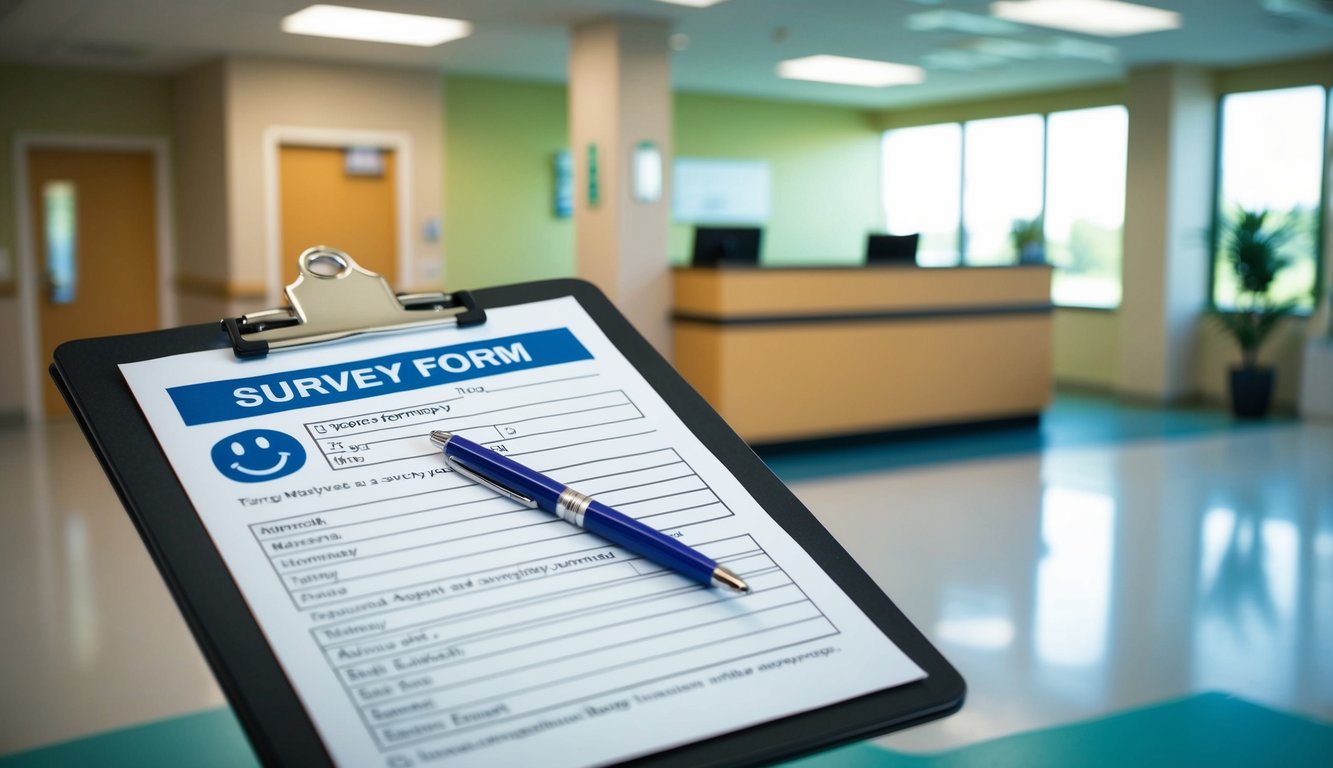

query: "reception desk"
left=672, top=264, right=1054, bottom=444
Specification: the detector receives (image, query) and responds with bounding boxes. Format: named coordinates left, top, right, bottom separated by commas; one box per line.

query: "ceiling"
left=1, top=0, right=1331, bottom=109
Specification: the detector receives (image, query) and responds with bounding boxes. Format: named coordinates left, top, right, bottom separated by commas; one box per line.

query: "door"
left=27, top=148, right=160, bottom=416
left=278, top=145, right=398, bottom=287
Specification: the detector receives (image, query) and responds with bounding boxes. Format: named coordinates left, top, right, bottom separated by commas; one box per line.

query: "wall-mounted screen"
left=673, top=158, right=770, bottom=224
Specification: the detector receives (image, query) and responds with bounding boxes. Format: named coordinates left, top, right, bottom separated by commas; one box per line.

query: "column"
left=569, top=17, right=673, bottom=356
left=1117, top=65, right=1215, bottom=401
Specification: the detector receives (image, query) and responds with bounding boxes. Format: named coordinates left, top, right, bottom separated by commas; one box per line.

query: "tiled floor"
left=2, top=396, right=1330, bottom=764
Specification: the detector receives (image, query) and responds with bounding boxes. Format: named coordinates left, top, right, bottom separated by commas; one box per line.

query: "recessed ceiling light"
left=1045, top=36, right=1120, bottom=62
left=653, top=0, right=731, bottom=7
left=281, top=5, right=473, bottom=47
left=923, top=49, right=1008, bottom=72
left=990, top=0, right=1181, bottom=37
left=907, top=10, right=1025, bottom=36
left=777, top=55, right=925, bottom=88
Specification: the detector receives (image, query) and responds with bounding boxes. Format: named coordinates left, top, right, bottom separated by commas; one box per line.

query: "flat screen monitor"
left=865, top=233, right=919, bottom=265
left=691, top=227, right=762, bottom=267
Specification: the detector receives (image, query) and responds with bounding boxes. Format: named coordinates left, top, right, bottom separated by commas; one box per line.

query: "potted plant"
left=1011, top=217, right=1045, bottom=264
left=1210, top=208, right=1297, bottom=418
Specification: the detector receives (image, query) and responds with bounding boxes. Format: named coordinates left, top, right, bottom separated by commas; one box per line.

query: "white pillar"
left=1117, top=65, right=1216, bottom=401
left=569, top=17, right=673, bottom=356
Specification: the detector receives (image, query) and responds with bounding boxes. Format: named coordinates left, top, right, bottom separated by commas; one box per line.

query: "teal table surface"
left=5, top=692, right=1331, bottom=767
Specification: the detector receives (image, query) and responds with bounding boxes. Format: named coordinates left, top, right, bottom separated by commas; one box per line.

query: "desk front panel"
left=671, top=266, right=1054, bottom=443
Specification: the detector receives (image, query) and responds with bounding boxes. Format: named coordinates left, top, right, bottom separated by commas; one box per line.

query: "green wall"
left=0, top=65, right=172, bottom=287
left=442, top=76, right=574, bottom=291
left=672, top=93, right=883, bottom=266
left=441, top=77, right=886, bottom=285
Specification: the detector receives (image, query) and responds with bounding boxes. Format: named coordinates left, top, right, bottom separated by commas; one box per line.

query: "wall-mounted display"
left=673, top=157, right=770, bottom=224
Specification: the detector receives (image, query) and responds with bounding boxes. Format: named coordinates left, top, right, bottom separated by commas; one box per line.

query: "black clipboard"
left=50, top=249, right=963, bottom=767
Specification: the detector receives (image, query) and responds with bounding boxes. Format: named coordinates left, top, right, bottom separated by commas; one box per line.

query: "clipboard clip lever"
left=221, top=247, right=485, bottom=359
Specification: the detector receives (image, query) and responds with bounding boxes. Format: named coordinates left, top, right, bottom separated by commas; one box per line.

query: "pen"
left=428, top=431, right=749, bottom=593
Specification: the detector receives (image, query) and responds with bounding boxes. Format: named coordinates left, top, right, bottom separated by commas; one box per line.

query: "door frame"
left=263, top=126, right=413, bottom=305
left=13, top=133, right=176, bottom=422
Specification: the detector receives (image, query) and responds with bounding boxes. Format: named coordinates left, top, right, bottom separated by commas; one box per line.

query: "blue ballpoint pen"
left=429, top=431, right=749, bottom=593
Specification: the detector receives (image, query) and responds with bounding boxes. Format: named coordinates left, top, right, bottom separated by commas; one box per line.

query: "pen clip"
left=444, top=455, right=538, bottom=509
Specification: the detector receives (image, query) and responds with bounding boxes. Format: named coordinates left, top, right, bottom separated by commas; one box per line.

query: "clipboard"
left=50, top=248, right=964, bottom=767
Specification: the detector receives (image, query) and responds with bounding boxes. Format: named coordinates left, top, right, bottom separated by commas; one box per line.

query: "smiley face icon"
left=211, top=429, right=306, bottom=483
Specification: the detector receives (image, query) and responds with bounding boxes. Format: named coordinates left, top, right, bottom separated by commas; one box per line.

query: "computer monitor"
left=691, top=227, right=762, bottom=267
left=865, top=233, right=920, bottom=265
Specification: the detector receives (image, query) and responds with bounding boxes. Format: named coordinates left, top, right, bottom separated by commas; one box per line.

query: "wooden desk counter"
left=672, top=265, right=1054, bottom=444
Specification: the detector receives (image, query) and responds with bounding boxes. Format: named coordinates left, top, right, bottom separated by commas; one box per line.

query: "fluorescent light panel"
left=653, top=0, right=731, bottom=7
left=778, top=55, right=924, bottom=88
left=282, top=5, right=472, bottom=47
left=990, top=0, right=1181, bottom=37
left=907, top=10, right=1025, bottom=36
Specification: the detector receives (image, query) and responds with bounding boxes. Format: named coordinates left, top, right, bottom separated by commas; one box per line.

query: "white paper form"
left=120, top=296, right=924, bottom=767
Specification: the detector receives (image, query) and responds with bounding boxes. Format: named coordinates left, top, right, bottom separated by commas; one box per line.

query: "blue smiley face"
left=211, top=429, right=306, bottom=483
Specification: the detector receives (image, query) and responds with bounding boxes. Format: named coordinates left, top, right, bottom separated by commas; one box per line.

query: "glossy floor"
left=768, top=418, right=1333, bottom=754
left=1, top=398, right=1330, bottom=759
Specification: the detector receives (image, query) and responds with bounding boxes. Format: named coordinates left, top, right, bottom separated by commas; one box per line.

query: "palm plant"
left=1212, top=209, right=1296, bottom=369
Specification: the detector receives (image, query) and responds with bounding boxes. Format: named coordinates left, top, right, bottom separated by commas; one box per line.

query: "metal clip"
left=221, top=246, right=485, bottom=358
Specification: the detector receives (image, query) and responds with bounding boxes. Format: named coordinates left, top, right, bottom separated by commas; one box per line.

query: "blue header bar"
left=168, top=328, right=592, bottom=426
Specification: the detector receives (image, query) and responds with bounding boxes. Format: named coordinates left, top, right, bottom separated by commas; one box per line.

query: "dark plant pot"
left=1228, top=366, right=1275, bottom=419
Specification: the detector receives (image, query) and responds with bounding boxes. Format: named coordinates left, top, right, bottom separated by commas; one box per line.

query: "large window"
left=882, top=123, right=961, bottom=267
left=1214, top=86, right=1327, bottom=310
left=882, top=106, right=1128, bottom=308
left=963, top=115, right=1045, bottom=266
left=1045, top=106, right=1128, bottom=308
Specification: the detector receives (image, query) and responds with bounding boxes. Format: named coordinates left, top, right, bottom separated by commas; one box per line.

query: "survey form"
left=120, top=295, right=925, bottom=767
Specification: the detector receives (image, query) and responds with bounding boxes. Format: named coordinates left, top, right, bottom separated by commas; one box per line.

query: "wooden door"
left=27, top=148, right=159, bottom=416
left=278, top=145, right=398, bottom=287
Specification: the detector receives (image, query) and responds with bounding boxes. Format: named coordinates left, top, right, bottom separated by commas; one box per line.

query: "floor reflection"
left=1032, top=486, right=1114, bottom=701
left=0, top=420, right=225, bottom=756
left=789, top=423, right=1333, bottom=753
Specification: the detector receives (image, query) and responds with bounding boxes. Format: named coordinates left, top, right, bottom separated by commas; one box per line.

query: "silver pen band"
left=556, top=487, right=591, bottom=527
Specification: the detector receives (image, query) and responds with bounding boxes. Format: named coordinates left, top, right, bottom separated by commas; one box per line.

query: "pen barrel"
left=445, top=437, right=564, bottom=506
left=582, top=499, right=718, bottom=587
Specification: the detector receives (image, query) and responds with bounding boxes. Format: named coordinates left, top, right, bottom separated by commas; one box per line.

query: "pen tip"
left=711, top=566, right=749, bottom=594
left=429, top=431, right=453, bottom=449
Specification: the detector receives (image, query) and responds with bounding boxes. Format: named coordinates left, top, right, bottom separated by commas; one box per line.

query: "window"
left=963, top=115, right=1045, bottom=266
left=1045, top=106, right=1127, bottom=308
left=882, top=123, right=961, bottom=266
left=882, top=106, right=1128, bottom=307
left=1213, top=86, right=1326, bottom=310
left=43, top=180, right=78, bottom=304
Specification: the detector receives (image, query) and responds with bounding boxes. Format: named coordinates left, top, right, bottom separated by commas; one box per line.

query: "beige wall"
left=876, top=84, right=1124, bottom=130
left=1053, top=308, right=1310, bottom=410
left=569, top=19, right=674, bottom=355
left=224, top=57, right=444, bottom=305
left=1195, top=318, right=1310, bottom=407
left=172, top=60, right=235, bottom=324
left=1053, top=310, right=1119, bottom=390
left=1117, top=65, right=1215, bottom=401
